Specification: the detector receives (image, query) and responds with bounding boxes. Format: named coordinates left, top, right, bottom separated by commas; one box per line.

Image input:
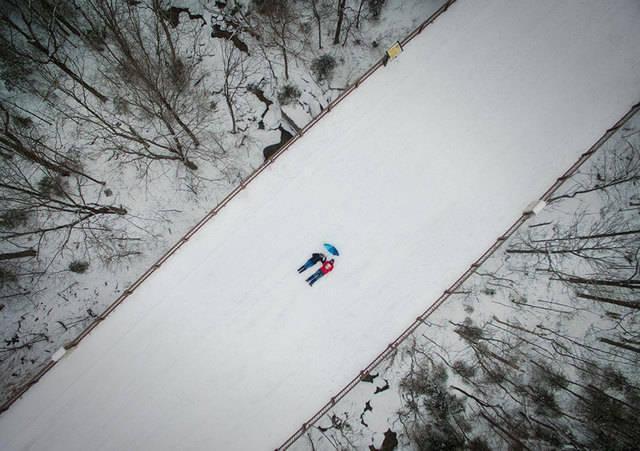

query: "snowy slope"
left=2, top=1, right=640, bottom=450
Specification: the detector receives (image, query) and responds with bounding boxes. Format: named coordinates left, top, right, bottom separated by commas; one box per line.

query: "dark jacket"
left=311, top=253, right=326, bottom=264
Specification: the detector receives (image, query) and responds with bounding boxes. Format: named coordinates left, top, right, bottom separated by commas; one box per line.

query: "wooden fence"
left=5, top=4, right=638, bottom=449
left=274, top=99, right=640, bottom=449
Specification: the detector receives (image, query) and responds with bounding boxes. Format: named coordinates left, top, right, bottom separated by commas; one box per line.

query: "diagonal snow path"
left=2, top=1, right=640, bottom=450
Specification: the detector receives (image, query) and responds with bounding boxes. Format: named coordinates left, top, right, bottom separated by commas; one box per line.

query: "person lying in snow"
left=297, top=252, right=326, bottom=274
left=306, top=259, right=334, bottom=286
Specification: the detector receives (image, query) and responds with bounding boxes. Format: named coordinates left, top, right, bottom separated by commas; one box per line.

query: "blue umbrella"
left=323, top=243, right=340, bottom=256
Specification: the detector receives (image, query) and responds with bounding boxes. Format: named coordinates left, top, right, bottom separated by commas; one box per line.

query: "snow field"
left=1, top=0, right=640, bottom=450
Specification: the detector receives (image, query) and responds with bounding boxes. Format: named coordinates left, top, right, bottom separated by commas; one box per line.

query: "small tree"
left=250, top=0, right=299, bottom=79
left=215, top=40, right=258, bottom=134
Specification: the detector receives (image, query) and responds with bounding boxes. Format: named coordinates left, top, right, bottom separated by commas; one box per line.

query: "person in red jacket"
left=306, top=259, right=334, bottom=286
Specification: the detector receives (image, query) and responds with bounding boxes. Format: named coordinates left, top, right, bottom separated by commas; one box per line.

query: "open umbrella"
left=323, top=243, right=340, bottom=256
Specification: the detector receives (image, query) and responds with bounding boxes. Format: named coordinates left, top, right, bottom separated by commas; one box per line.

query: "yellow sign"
left=386, top=42, right=403, bottom=59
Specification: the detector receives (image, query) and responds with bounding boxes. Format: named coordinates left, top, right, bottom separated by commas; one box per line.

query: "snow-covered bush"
left=37, top=175, right=66, bottom=197
left=452, top=360, right=476, bottom=378
left=0, top=267, right=17, bottom=287
left=252, top=0, right=289, bottom=17
left=311, top=54, right=337, bottom=82
left=399, top=360, right=467, bottom=450
left=68, top=261, right=90, bottom=274
left=0, top=46, right=34, bottom=92
left=12, top=115, right=33, bottom=129
left=0, top=210, right=29, bottom=230
left=113, top=97, right=130, bottom=115
left=277, top=84, right=301, bottom=105
left=369, top=0, right=386, bottom=19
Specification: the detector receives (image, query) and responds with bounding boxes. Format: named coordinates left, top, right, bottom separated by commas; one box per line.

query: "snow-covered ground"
left=1, top=1, right=640, bottom=450
left=292, top=111, right=640, bottom=450
left=0, top=0, right=446, bottom=403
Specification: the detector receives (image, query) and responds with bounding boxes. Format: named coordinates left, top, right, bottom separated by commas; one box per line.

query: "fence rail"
left=5, top=3, right=635, bottom=449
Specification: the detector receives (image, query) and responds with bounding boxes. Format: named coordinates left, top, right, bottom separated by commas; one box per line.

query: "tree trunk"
left=506, top=247, right=609, bottom=255
left=355, top=0, right=366, bottom=28
left=599, top=338, right=640, bottom=354
left=532, top=229, right=640, bottom=243
left=225, top=93, right=237, bottom=134
left=39, top=0, right=82, bottom=36
left=333, top=0, right=346, bottom=45
left=281, top=46, right=289, bottom=80
left=0, top=249, right=37, bottom=261
left=576, top=292, right=640, bottom=310
left=479, top=411, right=532, bottom=451
left=342, top=16, right=354, bottom=46
left=548, top=176, right=639, bottom=203
left=41, top=44, right=108, bottom=103
left=557, top=277, right=640, bottom=289
left=0, top=135, right=70, bottom=177
left=152, top=0, right=179, bottom=70
left=311, top=0, right=322, bottom=48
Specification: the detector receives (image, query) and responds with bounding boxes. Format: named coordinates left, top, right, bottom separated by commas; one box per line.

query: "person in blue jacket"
left=297, top=252, right=326, bottom=273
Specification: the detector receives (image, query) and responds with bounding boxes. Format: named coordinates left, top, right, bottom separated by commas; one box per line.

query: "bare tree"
left=509, top=128, right=639, bottom=301
left=0, top=103, right=126, bottom=269
left=69, top=0, right=220, bottom=170
left=214, top=40, right=257, bottom=134
left=0, top=102, right=103, bottom=183
left=354, top=0, right=366, bottom=28
left=547, top=138, right=640, bottom=204
left=0, top=165, right=126, bottom=242
left=250, top=0, right=299, bottom=80
left=93, top=0, right=200, bottom=141
left=0, top=0, right=108, bottom=102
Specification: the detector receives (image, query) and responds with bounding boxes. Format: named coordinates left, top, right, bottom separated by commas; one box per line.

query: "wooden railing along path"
left=275, top=19, right=640, bottom=446
left=5, top=4, right=638, bottom=451
left=0, top=0, right=458, bottom=416
left=274, top=99, right=640, bottom=449
left=276, top=103, right=640, bottom=451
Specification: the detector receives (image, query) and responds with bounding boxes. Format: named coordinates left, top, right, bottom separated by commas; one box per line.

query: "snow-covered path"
left=2, top=1, right=640, bottom=449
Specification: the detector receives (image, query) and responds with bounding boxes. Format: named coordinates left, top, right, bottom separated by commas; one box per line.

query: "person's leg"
left=298, top=258, right=314, bottom=273
left=310, top=272, right=325, bottom=286
left=307, top=270, right=321, bottom=284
